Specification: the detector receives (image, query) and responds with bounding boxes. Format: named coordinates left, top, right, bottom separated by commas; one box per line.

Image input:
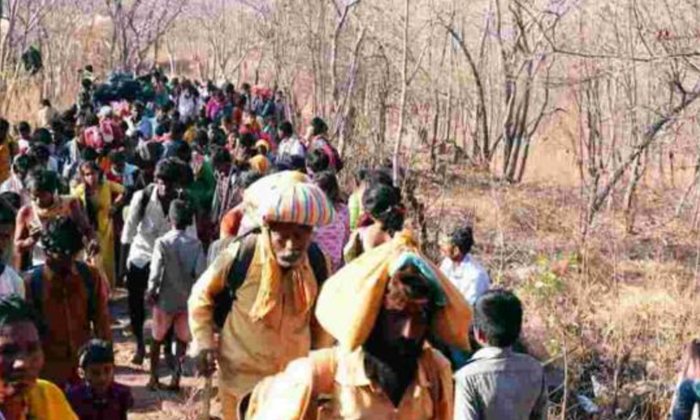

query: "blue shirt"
left=672, top=379, right=700, bottom=420
left=136, top=117, right=153, bottom=140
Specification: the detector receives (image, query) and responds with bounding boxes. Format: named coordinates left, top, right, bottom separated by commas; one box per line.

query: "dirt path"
left=109, top=289, right=222, bottom=419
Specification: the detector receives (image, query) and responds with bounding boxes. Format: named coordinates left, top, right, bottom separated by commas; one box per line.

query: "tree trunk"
left=392, top=0, right=410, bottom=185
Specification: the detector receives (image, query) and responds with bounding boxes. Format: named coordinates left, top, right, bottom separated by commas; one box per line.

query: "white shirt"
left=46, top=156, right=59, bottom=173
left=178, top=94, right=198, bottom=122
left=0, top=264, right=25, bottom=299
left=440, top=255, right=490, bottom=305
left=277, top=135, right=306, bottom=160
left=121, top=187, right=197, bottom=269
left=0, top=174, right=30, bottom=206
left=18, top=138, right=30, bottom=154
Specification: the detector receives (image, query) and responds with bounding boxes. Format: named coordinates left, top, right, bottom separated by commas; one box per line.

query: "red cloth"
left=82, top=127, right=104, bottom=149
left=232, top=108, right=243, bottom=125
left=220, top=205, right=244, bottom=239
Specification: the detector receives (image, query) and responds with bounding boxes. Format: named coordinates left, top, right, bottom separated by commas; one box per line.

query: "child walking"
left=146, top=199, right=206, bottom=390
left=67, top=339, right=133, bottom=420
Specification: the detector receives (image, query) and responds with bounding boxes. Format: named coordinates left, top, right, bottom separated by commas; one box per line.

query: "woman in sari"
left=72, top=161, right=125, bottom=287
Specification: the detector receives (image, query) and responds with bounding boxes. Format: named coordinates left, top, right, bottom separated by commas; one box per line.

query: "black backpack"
left=213, top=232, right=329, bottom=328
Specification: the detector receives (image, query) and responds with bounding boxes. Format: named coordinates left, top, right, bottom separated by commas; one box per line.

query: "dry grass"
left=412, top=156, right=700, bottom=419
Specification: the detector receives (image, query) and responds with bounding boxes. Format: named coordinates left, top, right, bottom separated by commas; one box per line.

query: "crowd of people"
left=0, top=65, right=559, bottom=420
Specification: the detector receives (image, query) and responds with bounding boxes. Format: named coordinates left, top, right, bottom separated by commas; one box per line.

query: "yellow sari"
left=72, top=180, right=125, bottom=287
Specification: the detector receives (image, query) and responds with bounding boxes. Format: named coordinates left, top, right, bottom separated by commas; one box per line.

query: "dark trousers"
left=126, top=262, right=149, bottom=345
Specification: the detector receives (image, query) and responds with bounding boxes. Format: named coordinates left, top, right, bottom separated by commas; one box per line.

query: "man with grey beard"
left=189, top=171, right=334, bottom=420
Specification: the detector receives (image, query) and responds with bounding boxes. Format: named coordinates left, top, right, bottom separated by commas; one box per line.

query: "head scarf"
left=242, top=171, right=335, bottom=324
left=316, top=230, right=472, bottom=351
left=388, top=252, right=447, bottom=307
left=243, top=171, right=334, bottom=228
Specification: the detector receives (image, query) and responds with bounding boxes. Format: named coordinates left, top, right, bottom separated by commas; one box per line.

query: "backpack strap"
left=215, top=234, right=327, bottom=329
left=137, top=184, right=155, bottom=223
left=213, top=229, right=261, bottom=328
left=74, top=261, right=96, bottom=322
left=307, top=242, right=329, bottom=288
left=226, top=234, right=258, bottom=294
left=310, top=348, right=337, bottom=397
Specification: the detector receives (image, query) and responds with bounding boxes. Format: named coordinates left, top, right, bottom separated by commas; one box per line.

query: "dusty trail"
left=109, top=289, right=222, bottom=419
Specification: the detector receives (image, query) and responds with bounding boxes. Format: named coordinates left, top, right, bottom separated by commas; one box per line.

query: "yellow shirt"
left=246, top=347, right=454, bottom=420
left=184, top=126, right=197, bottom=144
left=188, top=237, right=321, bottom=397
left=248, top=155, right=270, bottom=175
left=26, top=379, right=79, bottom=420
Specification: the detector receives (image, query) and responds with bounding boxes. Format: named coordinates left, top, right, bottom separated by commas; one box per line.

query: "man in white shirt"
left=439, top=226, right=490, bottom=306
left=276, top=121, right=306, bottom=163
left=121, top=158, right=196, bottom=364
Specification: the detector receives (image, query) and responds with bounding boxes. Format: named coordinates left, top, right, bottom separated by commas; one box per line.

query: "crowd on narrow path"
left=5, top=65, right=687, bottom=420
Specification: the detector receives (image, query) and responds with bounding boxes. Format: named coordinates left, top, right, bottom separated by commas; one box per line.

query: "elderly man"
left=188, top=171, right=334, bottom=420
left=243, top=231, right=472, bottom=420
left=0, top=296, right=78, bottom=420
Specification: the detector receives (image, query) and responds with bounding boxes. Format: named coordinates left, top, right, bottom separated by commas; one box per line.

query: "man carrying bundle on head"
left=243, top=231, right=472, bottom=420
left=188, top=171, right=334, bottom=420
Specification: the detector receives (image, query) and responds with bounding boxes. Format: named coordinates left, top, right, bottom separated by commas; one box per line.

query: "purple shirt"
left=312, top=204, right=350, bottom=271
left=67, top=382, right=133, bottom=420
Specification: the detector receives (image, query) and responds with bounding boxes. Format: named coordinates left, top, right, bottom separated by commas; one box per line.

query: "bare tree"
left=444, top=0, right=565, bottom=183
left=569, top=0, right=700, bottom=238
left=103, top=0, right=188, bottom=72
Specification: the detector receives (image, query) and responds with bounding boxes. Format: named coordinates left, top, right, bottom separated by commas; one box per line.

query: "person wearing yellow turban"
left=242, top=230, right=472, bottom=420
left=188, top=171, right=334, bottom=420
